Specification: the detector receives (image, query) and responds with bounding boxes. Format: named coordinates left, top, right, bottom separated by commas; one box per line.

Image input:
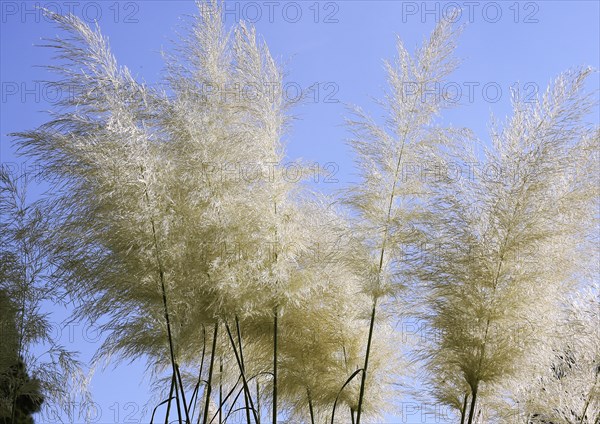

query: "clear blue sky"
left=1, top=1, right=599, bottom=423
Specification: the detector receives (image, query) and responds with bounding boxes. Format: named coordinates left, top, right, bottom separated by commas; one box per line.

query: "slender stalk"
left=147, top=218, right=176, bottom=367
left=142, top=167, right=183, bottom=423
left=165, top=373, right=176, bottom=424
left=466, top=385, right=478, bottom=424
left=460, top=393, right=469, bottom=424
left=256, top=380, right=260, bottom=424
left=307, top=389, right=315, bottom=424
left=466, top=177, right=523, bottom=424
left=464, top=232, right=509, bottom=424
left=356, top=122, right=409, bottom=424
left=350, top=408, right=355, bottom=424
left=173, top=359, right=184, bottom=423
left=355, top=299, right=377, bottom=424
left=223, top=388, right=252, bottom=424
left=463, top=213, right=513, bottom=424
left=225, top=322, right=259, bottom=423
left=273, top=306, right=278, bottom=424
left=150, top=394, right=176, bottom=424
left=235, top=316, right=252, bottom=424
left=219, top=358, right=223, bottom=424
left=270, top=200, right=280, bottom=424
left=209, top=375, right=243, bottom=424
left=330, top=368, right=363, bottom=424
left=190, top=326, right=207, bottom=422
left=176, top=363, right=192, bottom=423
left=201, top=323, right=219, bottom=424
left=224, top=388, right=247, bottom=421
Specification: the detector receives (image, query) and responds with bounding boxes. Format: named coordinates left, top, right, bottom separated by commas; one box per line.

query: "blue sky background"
left=1, top=1, right=599, bottom=423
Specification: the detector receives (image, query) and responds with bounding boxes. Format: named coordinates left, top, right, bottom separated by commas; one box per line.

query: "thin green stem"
left=273, top=307, right=278, bottom=424
left=466, top=385, right=478, bottom=424
left=235, top=316, right=252, bottom=424
left=307, top=389, right=315, bottom=424
left=355, top=298, right=377, bottom=424
left=201, top=323, right=219, bottom=424
left=208, top=375, right=243, bottom=424
left=219, top=358, right=223, bottom=424
left=141, top=166, right=183, bottom=423
left=256, top=380, right=260, bottom=424
left=330, top=368, right=363, bottom=424
left=460, top=393, right=469, bottom=424
left=356, top=118, right=410, bottom=424
left=225, top=322, right=259, bottom=424
left=176, top=364, right=191, bottom=423
left=165, top=372, right=176, bottom=424
left=150, top=394, right=175, bottom=424
left=190, top=326, right=207, bottom=422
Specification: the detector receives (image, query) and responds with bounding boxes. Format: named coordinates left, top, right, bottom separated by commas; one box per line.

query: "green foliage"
left=0, top=171, right=85, bottom=422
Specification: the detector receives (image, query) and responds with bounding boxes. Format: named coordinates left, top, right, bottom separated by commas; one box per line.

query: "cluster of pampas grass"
left=411, top=68, right=598, bottom=422
left=6, top=1, right=598, bottom=423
